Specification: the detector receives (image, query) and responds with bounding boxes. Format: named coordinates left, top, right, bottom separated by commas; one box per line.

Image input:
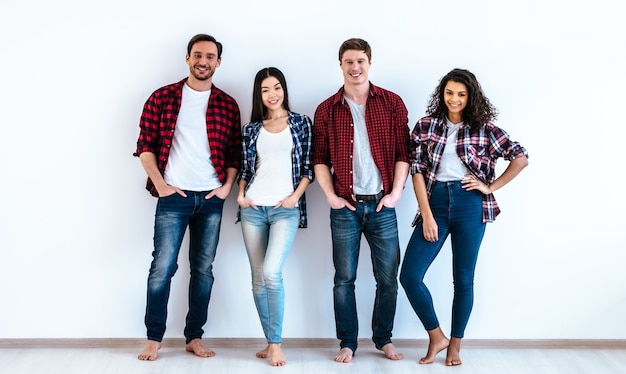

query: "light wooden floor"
left=1, top=339, right=625, bottom=374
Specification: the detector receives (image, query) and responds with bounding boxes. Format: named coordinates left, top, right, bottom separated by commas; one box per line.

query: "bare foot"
left=445, top=337, right=462, bottom=366
left=419, top=327, right=449, bottom=364
left=256, top=345, right=270, bottom=359
left=379, top=343, right=404, bottom=360
left=268, top=344, right=286, bottom=366
left=334, top=347, right=354, bottom=363
left=185, top=338, right=215, bottom=358
left=256, top=344, right=286, bottom=366
left=138, top=340, right=161, bottom=361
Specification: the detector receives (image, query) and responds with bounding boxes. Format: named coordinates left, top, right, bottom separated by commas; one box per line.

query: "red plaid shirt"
left=134, top=78, right=242, bottom=196
left=313, top=83, right=410, bottom=203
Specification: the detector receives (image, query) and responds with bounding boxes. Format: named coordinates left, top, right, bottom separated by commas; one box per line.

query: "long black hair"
left=426, top=68, right=498, bottom=130
left=250, top=67, right=290, bottom=123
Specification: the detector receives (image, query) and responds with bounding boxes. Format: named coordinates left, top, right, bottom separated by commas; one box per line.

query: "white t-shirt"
left=245, top=126, right=295, bottom=206
left=436, top=119, right=470, bottom=182
left=164, top=84, right=221, bottom=191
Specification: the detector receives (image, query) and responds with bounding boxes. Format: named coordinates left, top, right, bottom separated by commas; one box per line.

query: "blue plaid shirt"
left=238, top=111, right=314, bottom=228
left=410, top=116, right=529, bottom=224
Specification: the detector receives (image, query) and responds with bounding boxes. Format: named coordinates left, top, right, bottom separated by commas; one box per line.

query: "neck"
left=448, top=113, right=462, bottom=124
left=186, top=76, right=213, bottom=92
left=265, top=109, right=288, bottom=120
left=343, top=81, right=369, bottom=104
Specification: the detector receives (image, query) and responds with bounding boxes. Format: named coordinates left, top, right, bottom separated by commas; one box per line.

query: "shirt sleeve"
left=224, top=102, right=242, bottom=171
left=409, top=117, right=431, bottom=175
left=392, top=94, right=410, bottom=164
left=312, top=101, right=331, bottom=167
left=135, top=92, right=161, bottom=156
left=300, top=114, right=315, bottom=181
left=488, top=123, right=529, bottom=161
left=239, top=123, right=253, bottom=182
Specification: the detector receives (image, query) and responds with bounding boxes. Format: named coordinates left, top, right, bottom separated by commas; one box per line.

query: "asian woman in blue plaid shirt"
left=236, top=67, right=313, bottom=366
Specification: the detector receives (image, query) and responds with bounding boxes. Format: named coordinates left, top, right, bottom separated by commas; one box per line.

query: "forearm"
left=313, top=164, right=336, bottom=200
left=389, top=161, right=409, bottom=199
left=237, top=180, right=248, bottom=199
left=291, top=177, right=312, bottom=201
left=222, top=167, right=238, bottom=190
left=139, top=152, right=167, bottom=192
left=412, top=173, right=433, bottom=218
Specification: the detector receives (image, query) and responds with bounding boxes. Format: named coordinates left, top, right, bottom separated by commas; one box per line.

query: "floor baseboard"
left=1, top=338, right=625, bottom=349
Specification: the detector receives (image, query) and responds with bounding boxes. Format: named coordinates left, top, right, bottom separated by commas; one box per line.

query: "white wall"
left=1, top=0, right=624, bottom=341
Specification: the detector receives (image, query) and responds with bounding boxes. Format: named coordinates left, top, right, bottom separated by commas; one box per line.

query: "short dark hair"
left=250, top=67, right=290, bottom=122
left=187, top=34, right=223, bottom=59
left=338, top=38, right=371, bottom=62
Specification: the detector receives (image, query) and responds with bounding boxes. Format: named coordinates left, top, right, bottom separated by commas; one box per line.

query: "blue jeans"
left=330, top=203, right=400, bottom=353
left=144, top=191, right=224, bottom=344
left=400, top=181, right=486, bottom=338
left=240, top=206, right=300, bottom=344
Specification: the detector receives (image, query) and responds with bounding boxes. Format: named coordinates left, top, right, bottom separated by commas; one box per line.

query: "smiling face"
left=340, top=49, right=371, bottom=87
left=260, top=76, right=284, bottom=112
left=443, top=80, right=468, bottom=123
left=186, top=40, right=221, bottom=83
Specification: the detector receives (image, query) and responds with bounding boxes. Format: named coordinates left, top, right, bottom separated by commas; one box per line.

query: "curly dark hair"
left=426, top=68, right=498, bottom=130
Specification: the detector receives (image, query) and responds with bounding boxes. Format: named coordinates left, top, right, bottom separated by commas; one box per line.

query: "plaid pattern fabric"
left=313, top=83, right=410, bottom=203
left=409, top=116, right=529, bottom=223
left=135, top=78, right=242, bottom=196
left=239, top=112, right=314, bottom=228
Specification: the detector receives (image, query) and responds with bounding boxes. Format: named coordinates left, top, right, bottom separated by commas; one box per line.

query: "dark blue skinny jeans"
left=400, top=181, right=486, bottom=338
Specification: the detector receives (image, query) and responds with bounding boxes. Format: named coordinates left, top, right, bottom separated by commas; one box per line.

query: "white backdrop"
left=1, top=0, right=624, bottom=341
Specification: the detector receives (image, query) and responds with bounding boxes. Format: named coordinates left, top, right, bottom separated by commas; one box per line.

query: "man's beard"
left=190, top=66, right=214, bottom=81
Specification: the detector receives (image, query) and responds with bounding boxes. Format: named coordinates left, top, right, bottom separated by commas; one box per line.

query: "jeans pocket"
left=159, top=192, right=181, bottom=199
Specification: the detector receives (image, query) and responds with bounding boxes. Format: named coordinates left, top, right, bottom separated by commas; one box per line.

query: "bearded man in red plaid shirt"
left=313, top=38, right=410, bottom=363
left=134, top=34, right=241, bottom=361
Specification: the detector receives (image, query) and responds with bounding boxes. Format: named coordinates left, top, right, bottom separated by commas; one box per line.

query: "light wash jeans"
left=400, top=180, right=486, bottom=338
left=240, top=206, right=300, bottom=344
left=329, top=203, right=400, bottom=353
left=145, top=191, right=224, bottom=344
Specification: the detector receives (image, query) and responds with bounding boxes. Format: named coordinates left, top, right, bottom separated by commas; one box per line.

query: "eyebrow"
left=445, top=89, right=467, bottom=94
left=192, top=52, right=217, bottom=57
left=261, top=83, right=281, bottom=89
